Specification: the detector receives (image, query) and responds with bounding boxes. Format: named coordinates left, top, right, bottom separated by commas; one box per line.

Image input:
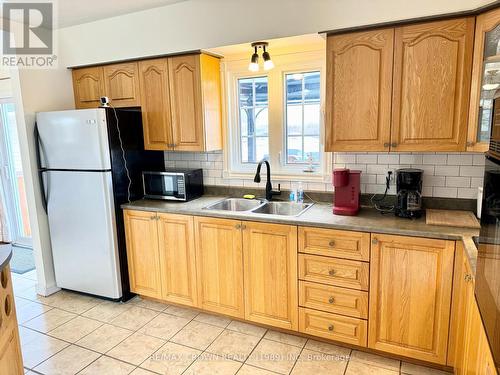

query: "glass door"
left=0, top=100, right=31, bottom=247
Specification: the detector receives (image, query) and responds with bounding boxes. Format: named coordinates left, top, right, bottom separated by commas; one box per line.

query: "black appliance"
left=142, top=169, right=203, bottom=201
left=395, top=168, right=423, bottom=219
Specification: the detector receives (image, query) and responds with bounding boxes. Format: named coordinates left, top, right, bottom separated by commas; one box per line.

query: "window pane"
left=238, top=76, right=269, bottom=163
left=285, top=71, right=320, bottom=165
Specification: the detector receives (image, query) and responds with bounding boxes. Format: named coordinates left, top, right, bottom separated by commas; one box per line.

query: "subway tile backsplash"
left=164, top=151, right=485, bottom=199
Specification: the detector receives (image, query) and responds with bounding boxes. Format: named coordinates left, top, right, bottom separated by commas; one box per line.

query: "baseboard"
left=36, top=283, right=60, bottom=296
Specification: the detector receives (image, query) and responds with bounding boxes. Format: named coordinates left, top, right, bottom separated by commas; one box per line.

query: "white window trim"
left=221, top=49, right=330, bottom=183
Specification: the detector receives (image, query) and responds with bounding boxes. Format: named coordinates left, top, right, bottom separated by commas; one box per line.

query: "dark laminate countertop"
left=122, top=196, right=480, bottom=272
left=0, top=243, right=12, bottom=271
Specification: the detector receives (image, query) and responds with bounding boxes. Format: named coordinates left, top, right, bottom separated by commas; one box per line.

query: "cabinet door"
left=157, top=213, right=197, bottom=306
left=72, top=67, right=105, bottom=109
left=243, top=221, right=298, bottom=330
left=0, top=324, right=23, bottom=375
left=468, top=7, right=500, bottom=152
left=194, top=217, right=244, bottom=318
left=103, top=62, right=141, bottom=107
left=138, top=58, right=174, bottom=150
left=123, top=210, right=162, bottom=299
left=168, top=54, right=204, bottom=151
left=325, top=29, right=393, bottom=151
left=368, top=234, right=455, bottom=364
left=391, top=18, right=474, bottom=151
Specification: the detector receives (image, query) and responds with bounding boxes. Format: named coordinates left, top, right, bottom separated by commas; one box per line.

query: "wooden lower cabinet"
left=0, top=266, right=24, bottom=374
left=368, top=234, right=455, bottom=364
left=124, top=210, right=162, bottom=299
left=157, top=213, right=197, bottom=306
left=243, top=221, right=298, bottom=330
left=194, top=217, right=244, bottom=318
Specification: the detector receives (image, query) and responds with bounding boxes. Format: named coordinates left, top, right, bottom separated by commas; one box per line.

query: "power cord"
left=370, top=171, right=394, bottom=214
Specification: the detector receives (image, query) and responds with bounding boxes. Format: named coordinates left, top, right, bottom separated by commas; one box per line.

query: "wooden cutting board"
left=426, top=209, right=480, bottom=229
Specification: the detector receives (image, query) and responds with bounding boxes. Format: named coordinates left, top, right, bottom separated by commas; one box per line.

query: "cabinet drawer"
left=299, top=307, right=367, bottom=347
left=299, top=227, right=370, bottom=261
left=299, top=281, right=368, bottom=318
left=298, top=254, right=369, bottom=291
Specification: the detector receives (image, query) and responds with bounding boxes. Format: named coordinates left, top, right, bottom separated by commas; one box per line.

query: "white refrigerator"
left=35, top=108, right=164, bottom=300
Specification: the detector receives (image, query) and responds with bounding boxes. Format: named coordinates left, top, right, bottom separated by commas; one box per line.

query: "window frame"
left=223, top=50, right=330, bottom=181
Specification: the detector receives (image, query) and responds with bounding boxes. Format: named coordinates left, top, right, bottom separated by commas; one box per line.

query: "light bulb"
left=248, top=62, right=259, bottom=72
left=263, top=59, right=274, bottom=70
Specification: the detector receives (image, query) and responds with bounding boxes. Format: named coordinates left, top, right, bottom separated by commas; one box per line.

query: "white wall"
left=15, top=0, right=495, bottom=294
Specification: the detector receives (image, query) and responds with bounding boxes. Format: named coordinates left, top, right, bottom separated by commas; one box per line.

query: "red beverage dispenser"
left=332, top=168, right=361, bottom=215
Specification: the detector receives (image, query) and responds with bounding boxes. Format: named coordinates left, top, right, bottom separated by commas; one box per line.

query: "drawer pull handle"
left=328, top=296, right=335, bottom=304
left=328, top=324, right=334, bottom=331
left=241, top=224, right=247, bottom=230
left=328, top=269, right=336, bottom=276
left=372, top=238, right=378, bottom=245
left=329, top=240, right=335, bottom=247
left=235, top=224, right=241, bottom=229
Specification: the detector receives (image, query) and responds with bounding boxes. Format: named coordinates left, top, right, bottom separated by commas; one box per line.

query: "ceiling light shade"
left=249, top=41, right=273, bottom=72
left=248, top=49, right=259, bottom=72
left=262, top=50, right=274, bottom=70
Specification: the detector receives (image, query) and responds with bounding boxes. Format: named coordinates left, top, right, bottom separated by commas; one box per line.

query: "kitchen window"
left=224, top=50, right=328, bottom=180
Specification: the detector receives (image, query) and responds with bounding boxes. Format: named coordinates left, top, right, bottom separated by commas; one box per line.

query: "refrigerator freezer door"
left=45, top=170, right=122, bottom=298
left=36, top=109, right=111, bottom=170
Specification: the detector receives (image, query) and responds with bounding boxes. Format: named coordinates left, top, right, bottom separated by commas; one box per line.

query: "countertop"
left=0, top=243, right=12, bottom=271
left=122, top=196, right=480, bottom=272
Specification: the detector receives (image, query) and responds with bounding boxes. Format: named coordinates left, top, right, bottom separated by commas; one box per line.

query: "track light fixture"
left=248, top=42, right=274, bottom=72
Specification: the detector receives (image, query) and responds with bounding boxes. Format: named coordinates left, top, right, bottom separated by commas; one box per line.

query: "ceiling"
left=55, top=0, right=186, bottom=28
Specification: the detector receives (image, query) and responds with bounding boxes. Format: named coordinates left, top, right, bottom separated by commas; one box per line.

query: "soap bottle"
left=296, top=182, right=304, bottom=203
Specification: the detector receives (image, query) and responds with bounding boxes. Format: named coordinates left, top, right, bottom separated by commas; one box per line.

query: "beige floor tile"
left=82, top=300, right=132, bottom=323
left=21, top=334, right=69, bottom=368
left=13, top=286, right=41, bottom=301
left=76, top=323, right=133, bottom=354
left=164, top=305, right=199, bottom=319
left=264, top=330, right=307, bottom=348
left=345, top=360, right=399, bottom=375
left=207, top=330, right=260, bottom=362
left=22, top=270, right=38, bottom=281
left=47, top=291, right=101, bottom=314
left=48, top=315, right=102, bottom=343
left=15, top=296, right=33, bottom=309
left=171, top=320, right=224, bottom=351
left=110, top=306, right=159, bottom=331
left=78, top=356, right=136, bottom=375
left=184, top=352, right=242, bottom=375
left=401, top=362, right=451, bottom=375
left=350, top=350, right=401, bottom=371
left=194, top=312, right=232, bottom=328
left=34, top=344, right=100, bottom=375
left=22, top=308, right=77, bottom=333
left=140, top=341, right=201, bottom=375
left=130, top=368, right=157, bottom=375
left=130, top=296, right=169, bottom=312
left=16, top=301, right=53, bottom=324
left=139, top=312, right=190, bottom=340
left=107, top=332, right=166, bottom=366
left=237, top=365, right=277, bottom=375
left=226, top=321, right=267, bottom=338
left=12, top=276, right=37, bottom=293
left=304, top=339, right=351, bottom=358
left=291, top=349, right=348, bottom=375
left=246, top=339, right=302, bottom=375
left=18, top=326, right=46, bottom=347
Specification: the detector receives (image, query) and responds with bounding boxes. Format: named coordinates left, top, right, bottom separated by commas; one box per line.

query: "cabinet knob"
left=464, top=274, right=473, bottom=282
left=391, top=142, right=398, bottom=148
left=372, top=238, right=378, bottom=245
left=383, top=142, right=390, bottom=148
left=150, top=215, right=156, bottom=220
left=466, top=141, right=475, bottom=147
left=328, top=296, right=335, bottom=304
left=328, top=269, right=336, bottom=276
left=235, top=224, right=241, bottom=230
left=241, top=224, right=247, bottom=230
left=328, top=324, right=334, bottom=331
left=329, top=240, right=335, bottom=247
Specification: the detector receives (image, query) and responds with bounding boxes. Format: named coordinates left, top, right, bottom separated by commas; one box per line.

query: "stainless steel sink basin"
left=204, top=198, right=266, bottom=212
left=250, top=201, right=313, bottom=216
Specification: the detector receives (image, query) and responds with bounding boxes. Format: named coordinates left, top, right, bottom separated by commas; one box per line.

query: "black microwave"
left=142, top=169, right=203, bottom=201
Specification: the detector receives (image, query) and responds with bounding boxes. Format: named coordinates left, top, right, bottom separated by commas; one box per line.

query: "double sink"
left=203, top=198, right=313, bottom=217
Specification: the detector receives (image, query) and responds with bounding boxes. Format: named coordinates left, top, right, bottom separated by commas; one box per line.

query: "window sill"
left=223, top=170, right=330, bottom=183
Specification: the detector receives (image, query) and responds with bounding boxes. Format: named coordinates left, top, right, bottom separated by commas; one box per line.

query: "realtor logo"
left=3, top=2, right=53, bottom=54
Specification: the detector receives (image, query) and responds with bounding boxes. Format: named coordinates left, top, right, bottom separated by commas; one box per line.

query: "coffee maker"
left=333, top=168, right=361, bottom=215
left=395, top=168, right=423, bottom=218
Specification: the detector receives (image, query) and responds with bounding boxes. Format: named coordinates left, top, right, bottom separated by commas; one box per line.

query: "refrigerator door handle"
left=35, top=123, right=48, bottom=213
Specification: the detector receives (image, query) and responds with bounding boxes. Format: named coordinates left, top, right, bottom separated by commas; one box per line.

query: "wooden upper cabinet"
left=469, top=7, right=500, bottom=152
left=103, top=62, right=141, bottom=107
left=325, top=29, right=394, bottom=151
left=123, top=210, right=162, bottom=299
left=243, top=221, right=298, bottom=331
left=194, top=216, right=244, bottom=318
left=138, top=58, right=174, bottom=150
left=72, top=67, right=105, bottom=109
left=168, top=54, right=222, bottom=151
left=391, top=18, right=474, bottom=152
left=157, top=213, right=197, bottom=307
left=368, top=234, right=455, bottom=364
